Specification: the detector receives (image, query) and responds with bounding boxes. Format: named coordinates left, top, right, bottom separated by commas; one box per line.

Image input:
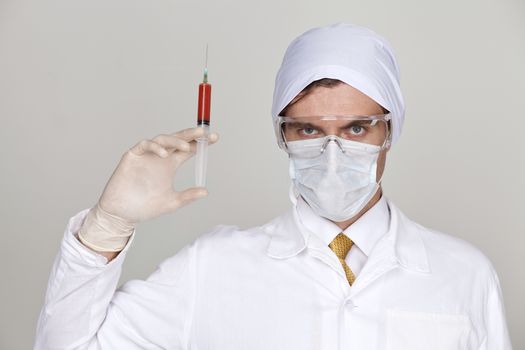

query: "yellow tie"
left=328, top=233, right=356, bottom=286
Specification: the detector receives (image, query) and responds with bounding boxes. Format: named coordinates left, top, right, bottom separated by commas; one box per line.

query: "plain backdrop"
left=1, top=0, right=524, bottom=348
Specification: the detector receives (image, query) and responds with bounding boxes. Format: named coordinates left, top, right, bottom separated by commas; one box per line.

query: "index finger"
left=171, top=127, right=206, bottom=142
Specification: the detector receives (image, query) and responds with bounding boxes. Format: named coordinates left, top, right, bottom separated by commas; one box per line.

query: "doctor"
left=35, top=23, right=512, bottom=349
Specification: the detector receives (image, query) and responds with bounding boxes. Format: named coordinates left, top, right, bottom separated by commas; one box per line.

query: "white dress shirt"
left=296, top=194, right=389, bottom=278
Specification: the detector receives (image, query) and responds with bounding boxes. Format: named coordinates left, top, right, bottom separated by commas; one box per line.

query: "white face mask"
left=288, top=137, right=383, bottom=222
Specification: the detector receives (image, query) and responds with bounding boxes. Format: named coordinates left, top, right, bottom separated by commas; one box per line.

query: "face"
left=284, top=82, right=390, bottom=182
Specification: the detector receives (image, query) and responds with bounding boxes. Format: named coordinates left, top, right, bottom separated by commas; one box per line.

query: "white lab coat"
left=35, top=198, right=512, bottom=349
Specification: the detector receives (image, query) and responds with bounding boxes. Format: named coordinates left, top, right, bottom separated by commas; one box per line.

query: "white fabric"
left=35, top=198, right=512, bottom=349
left=272, top=22, right=405, bottom=145
left=295, top=193, right=390, bottom=277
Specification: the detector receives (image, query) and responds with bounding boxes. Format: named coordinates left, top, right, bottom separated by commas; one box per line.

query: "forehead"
left=285, top=83, right=384, bottom=117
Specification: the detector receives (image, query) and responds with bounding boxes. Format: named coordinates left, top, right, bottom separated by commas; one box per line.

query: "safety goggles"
left=275, top=114, right=392, bottom=157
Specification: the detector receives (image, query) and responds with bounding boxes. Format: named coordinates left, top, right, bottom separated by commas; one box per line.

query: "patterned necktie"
left=328, top=233, right=356, bottom=286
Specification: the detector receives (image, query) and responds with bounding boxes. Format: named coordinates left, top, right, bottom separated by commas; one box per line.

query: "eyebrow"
left=287, top=120, right=371, bottom=130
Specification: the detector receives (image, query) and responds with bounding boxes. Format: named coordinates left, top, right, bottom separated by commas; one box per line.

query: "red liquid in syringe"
left=197, top=69, right=211, bottom=125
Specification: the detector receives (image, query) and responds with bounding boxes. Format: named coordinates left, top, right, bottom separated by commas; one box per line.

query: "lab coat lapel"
left=348, top=217, right=398, bottom=297
left=350, top=199, right=431, bottom=297
left=264, top=207, right=308, bottom=259
left=389, top=200, right=431, bottom=275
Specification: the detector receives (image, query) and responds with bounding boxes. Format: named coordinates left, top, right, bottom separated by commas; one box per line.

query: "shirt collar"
left=296, top=195, right=390, bottom=256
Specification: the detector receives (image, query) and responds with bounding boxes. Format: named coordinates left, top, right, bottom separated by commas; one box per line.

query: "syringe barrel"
left=198, top=83, right=211, bottom=125
left=195, top=125, right=209, bottom=187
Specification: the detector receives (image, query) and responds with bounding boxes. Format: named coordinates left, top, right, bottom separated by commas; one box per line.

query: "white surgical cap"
left=272, top=23, right=405, bottom=145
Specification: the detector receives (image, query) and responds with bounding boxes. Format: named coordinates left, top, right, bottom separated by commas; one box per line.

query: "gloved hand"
left=77, top=127, right=219, bottom=253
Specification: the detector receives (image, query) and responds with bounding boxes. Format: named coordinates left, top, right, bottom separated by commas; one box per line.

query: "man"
left=35, top=23, right=512, bottom=349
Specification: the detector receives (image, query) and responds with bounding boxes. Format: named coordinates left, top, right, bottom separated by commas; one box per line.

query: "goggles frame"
left=275, top=114, right=392, bottom=153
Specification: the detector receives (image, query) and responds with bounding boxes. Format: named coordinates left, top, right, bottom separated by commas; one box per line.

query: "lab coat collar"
left=263, top=206, right=308, bottom=259
left=296, top=194, right=389, bottom=257
left=264, top=197, right=431, bottom=274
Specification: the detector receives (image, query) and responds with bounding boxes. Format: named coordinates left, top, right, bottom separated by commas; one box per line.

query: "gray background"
left=1, top=0, right=524, bottom=348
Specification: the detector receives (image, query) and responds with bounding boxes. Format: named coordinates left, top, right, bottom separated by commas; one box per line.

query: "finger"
left=208, top=132, right=219, bottom=145
left=171, top=127, right=206, bottom=142
left=170, top=128, right=219, bottom=145
left=175, top=132, right=220, bottom=165
left=152, top=134, right=191, bottom=152
left=164, top=187, right=208, bottom=212
left=189, top=131, right=220, bottom=151
left=129, top=139, right=169, bottom=158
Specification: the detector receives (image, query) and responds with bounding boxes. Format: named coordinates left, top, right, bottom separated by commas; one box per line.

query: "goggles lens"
left=278, top=115, right=391, bottom=157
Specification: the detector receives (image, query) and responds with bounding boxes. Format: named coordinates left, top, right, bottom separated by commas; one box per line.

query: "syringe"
left=195, top=46, right=211, bottom=187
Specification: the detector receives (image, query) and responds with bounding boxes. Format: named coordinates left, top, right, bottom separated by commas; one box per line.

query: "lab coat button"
left=344, top=299, right=355, bottom=309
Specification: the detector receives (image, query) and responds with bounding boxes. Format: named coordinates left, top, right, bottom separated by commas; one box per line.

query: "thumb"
left=166, top=187, right=208, bottom=212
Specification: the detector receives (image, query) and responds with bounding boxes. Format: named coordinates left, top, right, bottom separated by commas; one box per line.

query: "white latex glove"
left=77, top=127, right=219, bottom=252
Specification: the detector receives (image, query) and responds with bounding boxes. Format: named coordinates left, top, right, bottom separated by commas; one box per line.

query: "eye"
left=302, top=127, right=318, bottom=135
left=349, top=125, right=364, bottom=135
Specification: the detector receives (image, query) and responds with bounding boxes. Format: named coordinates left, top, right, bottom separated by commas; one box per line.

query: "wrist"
left=77, top=202, right=135, bottom=252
